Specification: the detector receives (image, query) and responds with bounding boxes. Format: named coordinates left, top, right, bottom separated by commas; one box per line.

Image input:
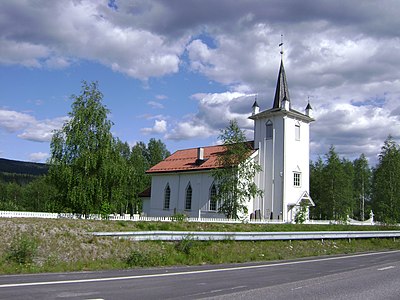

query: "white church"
left=141, top=58, right=315, bottom=222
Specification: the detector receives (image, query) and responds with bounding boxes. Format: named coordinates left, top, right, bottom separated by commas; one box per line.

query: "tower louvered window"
left=266, top=120, right=273, bottom=140
left=295, top=123, right=300, bottom=141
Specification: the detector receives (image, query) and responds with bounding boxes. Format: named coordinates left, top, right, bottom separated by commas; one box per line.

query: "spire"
left=305, top=97, right=313, bottom=117
left=272, top=59, right=291, bottom=109
left=273, top=35, right=290, bottom=109
left=252, top=94, right=260, bottom=115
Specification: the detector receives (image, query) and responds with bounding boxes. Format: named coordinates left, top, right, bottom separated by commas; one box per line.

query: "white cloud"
left=0, top=40, right=49, bottom=67
left=0, top=1, right=186, bottom=80
left=311, top=102, right=400, bottom=164
left=165, top=121, right=215, bottom=141
left=141, top=119, right=167, bottom=135
left=166, top=92, right=255, bottom=141
left=0, top=110, right=36, bottom=132
left=0, top=109, right=67, bottom=142
left=2, top=0, right=400, bottom=164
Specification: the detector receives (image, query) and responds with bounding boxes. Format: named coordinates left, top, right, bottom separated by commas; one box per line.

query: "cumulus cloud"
left=0, top=1, right=186, bottom=80
left=165, top=120, right=215, bottom=141
left=173, top=1, right=400, bottom=163
left=0, top=109, right=66, bottom=142
left=2, top=0, right=400, bottom=164
left=311, top=102, right=400, bottom=164
left=165, top=92, right=255, bottom=141
left=141, top=119, right=167, bottom=135
left=0, top=110, right=36, bottom=132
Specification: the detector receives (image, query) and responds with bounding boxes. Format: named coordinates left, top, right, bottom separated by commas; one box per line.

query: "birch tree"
left=48, top=81, right=116, bottom=215
left=212, top=120, right=262, bottom=219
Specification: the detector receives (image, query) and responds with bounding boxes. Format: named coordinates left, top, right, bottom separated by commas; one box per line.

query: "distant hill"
left=0, top=158, right=48, bottom=176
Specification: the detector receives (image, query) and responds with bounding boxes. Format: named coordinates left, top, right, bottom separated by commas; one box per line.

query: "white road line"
left=377, top=266, right=395, bottom=271
left=0, top=250, right=399, bottom=289
left=189, top=285, right=247, bottom=297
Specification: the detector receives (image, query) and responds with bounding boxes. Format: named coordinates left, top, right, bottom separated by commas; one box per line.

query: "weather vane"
left=279, top=34, right=284, bottom=58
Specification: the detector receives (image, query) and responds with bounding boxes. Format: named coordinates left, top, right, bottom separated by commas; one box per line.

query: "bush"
left=125, top=249, right=167, bottom=267
left=175, top=235, right=196, bottom=255
left=126, top=250, right=149, bottom=267
left=171, top=213, right=188, bottom=222
left=6, top=233, right=38, bottom=265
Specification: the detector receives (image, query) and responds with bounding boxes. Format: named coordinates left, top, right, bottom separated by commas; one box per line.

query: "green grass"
left=0, top=218, right=399, bottom=274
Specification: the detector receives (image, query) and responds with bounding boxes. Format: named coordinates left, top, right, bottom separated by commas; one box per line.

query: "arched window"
left=185, top=183, right=192, bottom=210
left=266, top=120, right=273, bottom=140
left=209, top=184, right=217, bottom=211
left=164, top=184, right=170, bottom=210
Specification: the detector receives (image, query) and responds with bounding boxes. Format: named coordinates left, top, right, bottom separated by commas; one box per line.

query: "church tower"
left=249, top=58, right=315, bottom=222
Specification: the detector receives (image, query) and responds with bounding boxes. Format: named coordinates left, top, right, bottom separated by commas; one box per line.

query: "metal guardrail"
left=92, top=230, right=400, bottom=241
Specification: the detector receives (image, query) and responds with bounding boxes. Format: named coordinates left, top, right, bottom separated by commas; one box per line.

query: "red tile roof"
left=147, top=142, right=255, bottom=174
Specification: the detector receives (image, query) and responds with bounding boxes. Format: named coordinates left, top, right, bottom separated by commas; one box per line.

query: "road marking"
left=189, top=285, right=247, bottom=297
left=0, top=250, right=399, bottom=289
left=378, top=266, right=395, bottom=271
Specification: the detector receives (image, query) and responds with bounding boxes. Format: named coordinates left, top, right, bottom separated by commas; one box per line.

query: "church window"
left=295, top=123, right=300, bottom=141
left=266, top=120, right=273, bottom=140
left=164, top=184, right=171, bottom=210
left=209, top=184, right=217, bottom=211
left=185, top=183, right=192, bottom=210
left=293, top=172, right=301, bottom=187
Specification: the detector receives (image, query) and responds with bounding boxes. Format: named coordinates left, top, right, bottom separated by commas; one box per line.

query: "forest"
left=1, top=82, right=400, bottom=223
left=310, top=136, right=400, bottom=224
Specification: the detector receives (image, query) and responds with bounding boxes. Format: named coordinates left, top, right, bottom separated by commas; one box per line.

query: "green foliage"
left=175, top=235, right=196, bottom=255
left=6, top=233, right=38, bottom=265
left=125, top=248, right=166, bottom=267
left=45, top=82, right=170, bottom=216
left=310, top=146, right=355, bottom=220
left=0, top=172, right=39, bottom=185
left=100, top=202, right=112, bottom=220
left=46, top=81, right=168, bottom=216
left=294, top=203, right=308, bottom=224
left=129, top=143, right=151, bottom=214
left=212, top=120, right=263, bottom=219
left=0, top=158, right=48, bottom=177
left=171, top=212, right=188, bottom=222
left=146, top=138, right=171, bottom=168
left=353, top=154, right=372, bottom=220
left=372, top=136, right=400, bottom=223
left=48, top=81, right=116, bottom=215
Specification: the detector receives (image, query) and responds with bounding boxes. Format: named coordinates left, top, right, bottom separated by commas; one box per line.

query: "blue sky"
left=1, top=0, right=400, bottom=166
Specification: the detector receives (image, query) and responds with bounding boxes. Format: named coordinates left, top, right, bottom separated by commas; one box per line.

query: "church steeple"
left=252, top=95, right=260, bottom=115
left=272, top=59, right=291, bottom=109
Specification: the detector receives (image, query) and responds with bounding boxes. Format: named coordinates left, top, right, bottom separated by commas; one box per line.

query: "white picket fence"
left=0, top=210, right=379, bottom=225
left=0, top=210, right=59, bottom=219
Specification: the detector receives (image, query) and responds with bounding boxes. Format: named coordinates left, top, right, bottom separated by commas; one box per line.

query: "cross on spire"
left=279, top=34, right=284, bottom=59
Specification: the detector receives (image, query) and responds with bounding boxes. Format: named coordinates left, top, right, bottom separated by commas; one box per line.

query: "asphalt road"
left=0, top=250, right=399, bottom=299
